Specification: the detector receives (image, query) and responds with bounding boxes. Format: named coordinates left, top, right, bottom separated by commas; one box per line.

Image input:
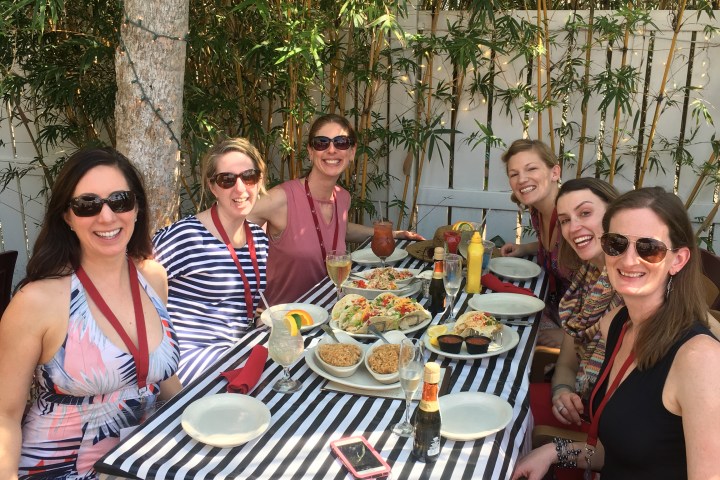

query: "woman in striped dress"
left=153, top=138, right=269, bottom=383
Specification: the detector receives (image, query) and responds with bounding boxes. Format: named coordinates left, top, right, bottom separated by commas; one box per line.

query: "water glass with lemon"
left=268, top=309, right=305, bottom=393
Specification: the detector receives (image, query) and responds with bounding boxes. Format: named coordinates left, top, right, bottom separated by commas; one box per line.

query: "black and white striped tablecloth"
left=96, top=240, right=547, bottom=480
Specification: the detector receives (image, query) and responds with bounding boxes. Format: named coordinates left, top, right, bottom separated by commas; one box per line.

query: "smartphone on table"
left=330, top=436, right=392, bottom=479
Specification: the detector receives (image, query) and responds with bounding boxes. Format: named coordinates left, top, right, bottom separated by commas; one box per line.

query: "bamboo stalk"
left=638, top=0, right=687, bottom=187
left=609, top=6, right=632, bottom=185
left=542, top=0, right=555, bottom=152
left=576, top=6, right=594, bottom=177
left=685, top=151, right=718, bottom=208
left=696, top=199, right=720, bottom=239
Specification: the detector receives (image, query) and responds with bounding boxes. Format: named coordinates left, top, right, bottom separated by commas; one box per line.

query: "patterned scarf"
left=559, top=263, right=623, bottom=399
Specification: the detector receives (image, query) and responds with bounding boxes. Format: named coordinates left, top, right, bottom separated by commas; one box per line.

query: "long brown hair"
left=556, top=178, right=620, bottom=270
left=20, top=147, right=152, bottom=288
left=602, top=187, right=708, bottom=370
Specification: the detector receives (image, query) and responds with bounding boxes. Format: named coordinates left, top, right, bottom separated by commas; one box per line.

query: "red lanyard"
left=587, top=320, right=636, bottom=447
left=76, top=258, right=149, bottom=390
left=210, top=204, right=261, bottom=319
left=304, top=177, right=339, bottom=260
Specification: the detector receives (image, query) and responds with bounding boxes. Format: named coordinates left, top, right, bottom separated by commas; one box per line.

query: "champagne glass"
left=371, top=220, right=395, bottom=267
left=443, top=253, right=463, bottom=322
left=392, top=338, right=424, bottom=437
left=268, top=309, right=305, bottom=393
left=326, top=250, right=352, bottom=302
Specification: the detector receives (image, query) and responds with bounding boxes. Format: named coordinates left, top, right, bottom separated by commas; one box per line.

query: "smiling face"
left=307, top=121, right=356, bottom=179
left=604, top=207, right=687, bottom=306
left=506, top=150, right=560, bottom=207
left=64, top=165, right=137, bottom=261
left=209, top=150, right=259, bottom=219
left=557, top=189, right=607, bottom=266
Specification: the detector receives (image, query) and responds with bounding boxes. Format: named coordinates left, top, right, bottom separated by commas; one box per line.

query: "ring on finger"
left=556, top=404, right=565, bottom=412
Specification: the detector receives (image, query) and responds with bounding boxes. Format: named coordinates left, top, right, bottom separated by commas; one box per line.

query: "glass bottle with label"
left=412, top=362, right=442, bottom=463
left=428, top=247, right=446, bottom=317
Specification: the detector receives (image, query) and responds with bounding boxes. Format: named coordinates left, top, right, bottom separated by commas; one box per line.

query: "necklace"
left=76, top=258, right=150, bottom=391
left=210, top=204, right=261, bottom=319
left=304, top=176, right=339, bottom=260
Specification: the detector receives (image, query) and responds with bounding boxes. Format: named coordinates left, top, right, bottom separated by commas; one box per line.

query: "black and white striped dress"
left=152, top=216, right=268, bottom=383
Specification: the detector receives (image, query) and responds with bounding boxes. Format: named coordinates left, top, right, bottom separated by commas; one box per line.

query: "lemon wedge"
left=452, top=221, right=475, bottom=232
left=427, top=324, right=448, bottom=347
left=283, top=315, right=300, bottom=336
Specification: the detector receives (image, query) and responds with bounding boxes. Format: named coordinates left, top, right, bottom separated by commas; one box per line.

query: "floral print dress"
left=18, top=272, right=180, bottom=479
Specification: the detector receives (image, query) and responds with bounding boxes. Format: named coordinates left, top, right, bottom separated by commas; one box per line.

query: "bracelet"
left=551, top=383, right=575, bottom=396
left=553, top=437, right=581, bottom=469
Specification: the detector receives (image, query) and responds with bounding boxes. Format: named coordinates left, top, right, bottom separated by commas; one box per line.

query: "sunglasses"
left=211, top=169, right=262, bottom=189
left=309, top=135, right=354, bottom=151
left=600, top=232, right=677, bottom=263
left=68, top=191, right=137, bottom=217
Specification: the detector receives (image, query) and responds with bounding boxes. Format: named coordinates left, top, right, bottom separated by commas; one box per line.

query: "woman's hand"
left=394, top=230, right=425, bottom=241
left=511, top=443, right=556, bottom=480
left=551, top=389, right=585, bottom=426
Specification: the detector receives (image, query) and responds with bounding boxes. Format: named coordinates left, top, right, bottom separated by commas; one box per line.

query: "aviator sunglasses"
left=600, top=232, right=678, bottom=263
left=309, top=135, right=355, bottom=151
left=68, top=191, right=136, bottom=217
left=211, top=169, right=262, bottom=189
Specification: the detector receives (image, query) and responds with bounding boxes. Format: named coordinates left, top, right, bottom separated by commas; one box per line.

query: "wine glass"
left=392, top=338, right=424, bottom=437
left=268, top=309, right=305, bottom=393
left=326, top=250, right=352, bottom=302
left=371, top=220, right=395, bottom=267
left=443, top=253, right=463, bottom=322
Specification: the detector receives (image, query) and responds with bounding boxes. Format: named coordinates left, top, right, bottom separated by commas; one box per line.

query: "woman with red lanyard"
left=249, top=113, right=421, bottom=307
left=513, top=187, right=720, bottom=480
left=500, top=138, right=570, bottom=347
left=0, top=148, right=181, bottom=478
left=153, top=138, right=269, bottom=384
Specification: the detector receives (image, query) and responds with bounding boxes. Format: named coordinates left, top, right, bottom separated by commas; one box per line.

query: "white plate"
left=468, top=293, right=545, bottom=318
left=259, top=303, right=329, bottom=332
left=423, top=324, right=519, bottom=360
left=342, top=281, right=422, bottom=300
left=181, top=393, right=271, bottom=448
left=305, top=345, right=400, bottom=391
left=488, top=257, right=542, bottom=280
left=329, top=312, right=432, bottom=341
left=351, top=247, right=409, bottom=265
left=439, top=392, right=513, bottom=441
left=351, top=267, right=422, bottom=287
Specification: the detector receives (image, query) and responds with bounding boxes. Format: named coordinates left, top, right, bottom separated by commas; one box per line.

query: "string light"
left=118, top=8, right=189, bottom=150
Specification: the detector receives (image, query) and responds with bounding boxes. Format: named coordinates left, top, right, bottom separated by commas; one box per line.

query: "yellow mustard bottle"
left=465, top=231, right=483, bottom=294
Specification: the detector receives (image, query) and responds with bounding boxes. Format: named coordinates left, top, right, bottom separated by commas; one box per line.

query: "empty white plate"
left=468, top=293, right=545, bottom=318
left=181, top=394, right=271, bottom=448
left=351, top=247, right=409, bottom=265
left=439, top=392, right=513, bottom=441
left=488, top=257, right=542, bottom=280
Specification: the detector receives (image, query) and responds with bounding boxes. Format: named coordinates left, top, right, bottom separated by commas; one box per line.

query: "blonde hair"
left=202, top=137, right=268, bottom=198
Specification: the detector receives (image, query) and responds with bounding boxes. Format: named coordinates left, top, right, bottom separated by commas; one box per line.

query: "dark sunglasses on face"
left=309, top=135, right=354, bottom=151
left=68, top=191, right=137, bottom=217
left=600, top=232, right=677, bottom=263
left=211, top=169, right=262, bottom=189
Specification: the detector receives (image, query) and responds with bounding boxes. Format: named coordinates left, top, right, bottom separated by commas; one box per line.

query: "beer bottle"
left=412, top=362, right=442, bottom=463
left=428, top=247, right=446, bottom=317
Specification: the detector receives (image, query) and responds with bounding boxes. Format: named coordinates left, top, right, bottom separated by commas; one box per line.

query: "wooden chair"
left=0, top=250, right=18, bottom=318
left=700, top=248, right=720, bottom=311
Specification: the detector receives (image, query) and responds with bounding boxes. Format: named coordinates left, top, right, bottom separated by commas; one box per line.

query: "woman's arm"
left=158, top=375, right=182, bottom=401
left=0, top=281, right=61, bottom=479
left=500, top=241, right=538, bottom=257
left=550, top=333, right=585, bottom=426
left=247, top=186, right=288, bottom=238
left=512, top=440, right=605, bottom=480
left=345, top=223, right=425, bottom=243
left=669, top=335, right=720, bottom=479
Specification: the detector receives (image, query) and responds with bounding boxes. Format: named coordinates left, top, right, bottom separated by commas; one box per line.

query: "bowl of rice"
left=364, top=330, right=407, bottom=384
left=314, top=330, right=365, bottom=378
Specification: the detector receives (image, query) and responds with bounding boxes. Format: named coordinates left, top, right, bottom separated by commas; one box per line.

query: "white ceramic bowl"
left=313, top=330, right=365, bottom=378
left=364, top=330, right=407, bottom=384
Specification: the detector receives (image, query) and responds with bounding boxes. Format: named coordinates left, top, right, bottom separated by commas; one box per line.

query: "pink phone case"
left=330, top=436, right=391, bottom=479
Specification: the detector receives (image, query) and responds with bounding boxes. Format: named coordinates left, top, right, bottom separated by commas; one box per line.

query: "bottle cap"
left=470, top=231, right=482, bottom=243
left=433, top=247, right=445, bottom=260
left=423, top=362, right=441, bottom=383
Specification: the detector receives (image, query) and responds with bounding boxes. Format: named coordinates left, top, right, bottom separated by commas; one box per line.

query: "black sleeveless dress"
left=592, top=307, right=715, bottom=479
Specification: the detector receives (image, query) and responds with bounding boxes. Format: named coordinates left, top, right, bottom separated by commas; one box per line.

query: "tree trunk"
left=115, top=0, right=189, bottom=233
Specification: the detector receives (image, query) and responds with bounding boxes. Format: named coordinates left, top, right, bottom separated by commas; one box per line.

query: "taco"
left=453, top=310, right=502, bottom=338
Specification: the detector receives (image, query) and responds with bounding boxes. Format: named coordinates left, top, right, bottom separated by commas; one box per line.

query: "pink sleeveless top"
left=264, top=178, right=350, bottom=305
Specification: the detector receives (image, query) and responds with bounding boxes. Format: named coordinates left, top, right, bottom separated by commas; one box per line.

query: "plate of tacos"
left=330, top=292, right=432, bottom=340
left=422, top=311, right=519, bottom=360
